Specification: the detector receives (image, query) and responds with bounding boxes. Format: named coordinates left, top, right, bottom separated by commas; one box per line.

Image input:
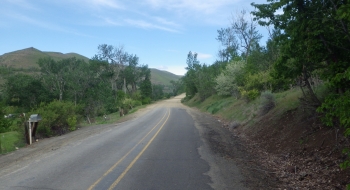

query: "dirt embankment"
left=220, top=107, right=350, bottom=189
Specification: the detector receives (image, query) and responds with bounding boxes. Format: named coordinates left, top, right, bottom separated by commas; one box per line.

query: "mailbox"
left=29, top=114, right=42, bottom=122
left=25, top=114, right=42, bottom=145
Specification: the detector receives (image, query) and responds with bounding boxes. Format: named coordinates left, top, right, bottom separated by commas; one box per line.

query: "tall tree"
left=216, top=27, right=239, bottom=62
left=38, top=58, right=67, bottom=101
left=231, top=10, right=262, bottom=60
left=97, top=44, right=128, bottom=91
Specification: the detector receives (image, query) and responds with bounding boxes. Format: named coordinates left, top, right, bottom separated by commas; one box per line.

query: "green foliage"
left=152, top=84, right=164, bottom=100
left=140, top=70, right=152, bottom=100
left=240, top=89, right=260, bottom=102
left=4, top=73, right=52, bottom=110
left=215, top=60, right=245, bottom=98
left=31, top=100, right=80, bottom=137
left=0, top=105, right=13, bottom=133
left=317, top=91, right=350, bottom=131
left=67, top=116, right=77, bottom=131
left=245, top=71, right=272, bottom=92
left=142, top=97, right=151, bottom=105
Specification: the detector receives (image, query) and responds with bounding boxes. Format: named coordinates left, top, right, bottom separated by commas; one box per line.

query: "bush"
left=142, top=97, right=151, bottom=105
left=259, top=91, right=276, bottom=115
left=240, top=89, right=260, bottom=102
left=67, top=116, right=77, bottom=131
left=30, top=100, right=80, bottom=137
left=134, top=100, right=142, bottom=107
left=0, top=105, right=13, bottom=133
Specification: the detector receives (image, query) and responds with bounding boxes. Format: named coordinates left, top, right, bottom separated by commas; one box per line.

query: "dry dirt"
left=230, top=108, right=350, bottom=189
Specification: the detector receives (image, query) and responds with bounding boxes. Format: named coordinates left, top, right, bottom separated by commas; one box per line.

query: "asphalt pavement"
left=0, top=104, right=214, bottom=189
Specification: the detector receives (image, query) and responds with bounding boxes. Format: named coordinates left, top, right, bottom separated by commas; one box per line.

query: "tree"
left=183, top=51, right=200, bottom=98
left=231, top=10, right=262, bottom=60
left=215, top=60, right=245, bottom=98
left=97, top=44, right=128, bottom=91
left=38, top=58, right=67, bottom=101
left=140, top=67, right=152, bottom=103
left=4, top=73, right=52, bottom=109
left=216, top=27, right=239, bottom=62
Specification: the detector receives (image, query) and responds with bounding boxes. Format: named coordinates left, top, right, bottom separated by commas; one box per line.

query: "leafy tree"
left=216, top=27, right=239, bottom=62
left=215, top=60, right=245, bottom=98
left=4, top=73, right=52, bottom=109
left=183, top=51, right=200, bottom=98
left=38, top=58, right=70, bottom=101
left=97, top=44, right=128, bottom=91
left=170, top=79, right=184, bottom=96
left=152, top=84, right=164, bottom=100
left=140, top=68, right=152, bottom=103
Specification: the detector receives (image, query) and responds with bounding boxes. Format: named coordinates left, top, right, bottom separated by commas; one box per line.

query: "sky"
left=0, top=0, right=268, bottom=75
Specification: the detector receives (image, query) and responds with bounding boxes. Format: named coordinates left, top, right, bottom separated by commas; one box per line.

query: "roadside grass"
left=183, top=87, right=306, bottom=128
left=0, top=131, right=25, bottom=154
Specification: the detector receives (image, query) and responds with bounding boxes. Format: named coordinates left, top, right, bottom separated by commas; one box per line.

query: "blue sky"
left=0, top=0, right=268, bottom=75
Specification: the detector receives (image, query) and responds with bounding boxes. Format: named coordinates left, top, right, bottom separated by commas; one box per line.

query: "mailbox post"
left=26, top=114, right=42, bottom=145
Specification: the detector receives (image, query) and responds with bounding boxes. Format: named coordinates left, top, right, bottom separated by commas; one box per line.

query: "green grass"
left=150, top=68, right=181, bottom=86
left=0, top=131, right=25, bottom=154
left=183, top=87, right=305, bottom=128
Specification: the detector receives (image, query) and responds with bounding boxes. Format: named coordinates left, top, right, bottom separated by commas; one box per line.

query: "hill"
left=0, top=47, right=90, bottom=69
left=0, top=47, right=181, bottom=86
left=150, top=68, right=182, bottom=86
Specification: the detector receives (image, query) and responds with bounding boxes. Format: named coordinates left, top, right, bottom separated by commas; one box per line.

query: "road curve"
left=0, top=95, right=247, bottom=190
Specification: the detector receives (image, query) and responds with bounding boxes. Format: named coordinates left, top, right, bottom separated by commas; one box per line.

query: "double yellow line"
left=88, top=108, right=171, bottom=190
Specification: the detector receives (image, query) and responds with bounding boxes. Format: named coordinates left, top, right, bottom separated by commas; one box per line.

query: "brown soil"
left=230, top=108, right=350, bottom=189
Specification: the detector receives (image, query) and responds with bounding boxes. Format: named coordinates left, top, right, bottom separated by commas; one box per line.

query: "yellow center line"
left=87, top=109, right=169, bottom=190
left=108, top=109, right=171, bottom=190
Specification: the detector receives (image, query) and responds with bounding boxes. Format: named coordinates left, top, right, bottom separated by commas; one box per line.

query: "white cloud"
left=4, top=0, right=38, bottom=10
left=167, top=66, right=186, bottom=76
left=84, top=0, right=124, bottom=9
left=5, top=11, right=93, bottom=37
left=99, top=16, right=121, bottom=26
left=145, top=0, right=239, bottom=14
left=157, top=65, right=168, bottom=70
left=124, top=19, right=180, bottom=33
left=196, top=53, right=212, bottom=59
left=152, top=17, right=180, bottom=27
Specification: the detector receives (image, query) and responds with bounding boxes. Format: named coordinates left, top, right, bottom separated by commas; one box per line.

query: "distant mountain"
left=0, top=47, right=90, bottom=69
left=0, top=47, right=181, bottom=86
left=150, top=68, right=182, bottom=86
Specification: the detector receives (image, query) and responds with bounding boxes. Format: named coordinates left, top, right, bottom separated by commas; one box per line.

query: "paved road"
left=0, top=96, right=246, bottom=190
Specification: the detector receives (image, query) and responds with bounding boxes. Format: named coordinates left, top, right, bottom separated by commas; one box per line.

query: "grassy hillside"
left=0, top=47, right=49, bottom=69
left=45, top=52, right=90, bottom=63
left=150, top=68, right=181, bottom=86
left=0, top=47, right=90, bottom=69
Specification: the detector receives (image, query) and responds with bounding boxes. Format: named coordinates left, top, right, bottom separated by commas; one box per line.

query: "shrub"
left=134, top=100, right=142, bottom=107
left=0, top=105, right=13, bottom=133
left=67, top=116, right=77, bottom=131
left=142, top=97, right=151, bottom=105
left=259, top=91, right=276, bottom=115
left=30, top=100, right=80, bottom=137
left=241, top=89, right=260, bottom=102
